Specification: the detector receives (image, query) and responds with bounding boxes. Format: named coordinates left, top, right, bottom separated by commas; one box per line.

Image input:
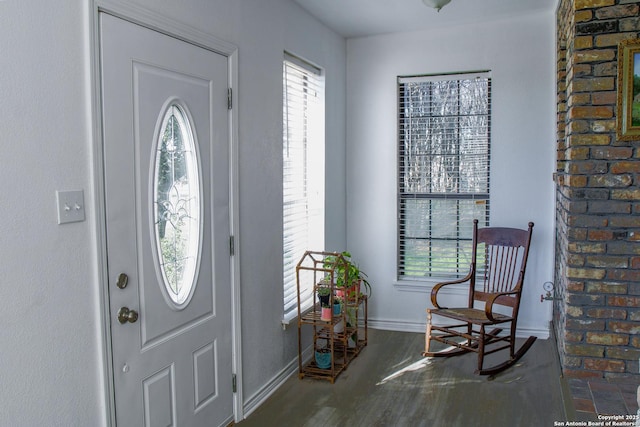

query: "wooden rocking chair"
left=423, top=219, right=536, bottom=375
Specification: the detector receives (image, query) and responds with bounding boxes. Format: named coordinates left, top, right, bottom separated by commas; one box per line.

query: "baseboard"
left=242, top=346, right=312, bottom=419
left=369, top=318, right=550, bottom=339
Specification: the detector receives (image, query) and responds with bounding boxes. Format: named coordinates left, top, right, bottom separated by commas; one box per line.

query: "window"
left=282, top=53, right=325, bottom=322
left=398, top=72, right=491, bottom=280
left=153, top=103, right=201, bottom=307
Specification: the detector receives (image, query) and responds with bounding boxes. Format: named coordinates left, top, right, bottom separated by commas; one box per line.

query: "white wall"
left=0, top=1, right=104, bottom=425
left=346, top=10, right=556, bottom=337
left=0, top=0, right=345, bottom=425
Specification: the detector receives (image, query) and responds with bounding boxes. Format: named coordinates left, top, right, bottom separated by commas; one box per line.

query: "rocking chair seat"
left=429, top=307, right=511, bottom=325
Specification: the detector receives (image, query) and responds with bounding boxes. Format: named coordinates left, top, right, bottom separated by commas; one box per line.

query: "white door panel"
left=101, top=13, right=232, bottom=427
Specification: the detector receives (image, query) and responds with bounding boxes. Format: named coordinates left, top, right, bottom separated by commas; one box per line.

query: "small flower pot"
left=315, top=349, right=331, bottom=369
left=321, top=306, right=332, bottom=321
left=333, top=301, right=342, bottom=316
left=318, top=293, right=330, bottom=307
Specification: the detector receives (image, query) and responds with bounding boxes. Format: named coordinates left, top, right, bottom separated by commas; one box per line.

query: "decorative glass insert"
left=153, top=103, right=201, bottom=306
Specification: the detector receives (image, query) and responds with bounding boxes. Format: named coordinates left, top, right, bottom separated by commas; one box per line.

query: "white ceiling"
left=292, top=0, right=557, bottom=38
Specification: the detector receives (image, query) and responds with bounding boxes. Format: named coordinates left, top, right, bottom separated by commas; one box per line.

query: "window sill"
left=281, top=302, right=314, bottom=330
left=393, top=279, right=468, bottom=297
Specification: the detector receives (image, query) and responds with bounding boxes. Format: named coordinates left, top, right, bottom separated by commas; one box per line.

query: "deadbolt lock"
left=117, top=307, right=139, bottom=324
left=116, top=273, right=128, bottom=289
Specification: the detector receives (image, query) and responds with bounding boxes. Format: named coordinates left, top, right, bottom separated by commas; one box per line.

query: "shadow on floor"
left=236, top=329, right=570, bottom=427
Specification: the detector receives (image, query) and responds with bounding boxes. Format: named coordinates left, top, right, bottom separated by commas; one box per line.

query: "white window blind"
left=398, top=72, right=491, bottom=280
left=282, top=54, right=325, bottom=323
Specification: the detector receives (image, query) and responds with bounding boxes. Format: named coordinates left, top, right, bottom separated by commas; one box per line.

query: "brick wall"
left=556, top=0, right=640, bottom=379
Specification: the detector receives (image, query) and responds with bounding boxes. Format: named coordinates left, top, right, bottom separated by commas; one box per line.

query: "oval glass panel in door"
left=153, top=103, right=201, bottom=307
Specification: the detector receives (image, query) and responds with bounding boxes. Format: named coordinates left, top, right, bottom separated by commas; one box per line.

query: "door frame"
left=88, top=2, right=243, bottom=425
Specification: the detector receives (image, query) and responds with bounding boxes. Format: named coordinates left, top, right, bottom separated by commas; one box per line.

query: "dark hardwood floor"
left=236, top=329, right=568, bottom=427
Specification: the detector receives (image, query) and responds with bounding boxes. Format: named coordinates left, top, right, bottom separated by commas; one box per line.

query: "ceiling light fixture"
left=422, top=0, right=451, bottom=12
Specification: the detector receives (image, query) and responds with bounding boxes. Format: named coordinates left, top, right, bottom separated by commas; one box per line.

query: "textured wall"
left=0, top=0, right=347, bottom=425
left=347, top=9, right=556, bottom=335
left=556, top=0, right=640, bottom=379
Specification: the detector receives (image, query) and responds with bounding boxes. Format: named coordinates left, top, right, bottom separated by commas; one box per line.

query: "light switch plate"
left=56, top=190, right=85, bottom=224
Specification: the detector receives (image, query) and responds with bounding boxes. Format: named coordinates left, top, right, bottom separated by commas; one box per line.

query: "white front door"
left=101, top=13, right=233, bottom=426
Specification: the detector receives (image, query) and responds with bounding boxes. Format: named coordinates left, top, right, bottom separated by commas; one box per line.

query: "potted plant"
left=333, top=296, right=343, bottom=316
left=317, top=285, right=331, bottom=306
left=317, top=285, right=332, bottom=321
left=314, top=346, right=331, bottom=369
left=324, top=251, right=371, bottom=301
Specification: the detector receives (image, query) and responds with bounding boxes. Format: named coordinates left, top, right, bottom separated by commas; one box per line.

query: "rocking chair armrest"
left=484, top=290, right=518, bottom=322
left=431, top=276, right=471, bottom=309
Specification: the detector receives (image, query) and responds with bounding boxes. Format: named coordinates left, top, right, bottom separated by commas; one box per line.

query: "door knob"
left=117, top=307, right=139, bottom=324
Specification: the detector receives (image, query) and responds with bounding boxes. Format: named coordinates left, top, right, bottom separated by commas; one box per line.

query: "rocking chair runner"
left=423, top=219, right=536, bottom=375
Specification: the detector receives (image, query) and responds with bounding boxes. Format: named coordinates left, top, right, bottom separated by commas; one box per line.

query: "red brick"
left=610, top=161, right=640, bottom=173
left=576, top=34, right=594, bottom=50
left=620, top=17, right=640, bottom=32
left=612, top=189, right=640, bottom=200
left=565, top=147, right=589, bottom=163
left=585, top=255, right=628, bottom=269
left=609, top=321, right=640, bottom=334
left=564, top=356, right=585, bottom=369
left=568, top=281, right=586, bottom=292
left=566, top=344, right=605, bottom=357
left=594, top=61, right=617, bottom=76
left=585, top=281, right=628, bottom=294
left=587, top=230, right=613, bottom=241
left=575, top=50, right=616, bottom=63
left=586, top=332, right=629, bottom=346
left=595, top=4, right=640, bottom=20
left=573, top=77, right=615, bottom=92
left=607, top=269, right=640, bottom=282
left=568, top=318, right=606, bottom=331
left=586, top=308, right=627, bottom=319
left=589, top=172, right=633, bottom=188
left=568, top=253, right=585, bottom=266
left=568, top=306, right=584, bottom=317
left=573, top=64, right=592, bottom=78
left=569, top=120, right=590, bottom=133
left=609, top=217, right=640, bottom=227
left=592, top=91, right=617, bottom=105
left=566, top=331, right=585, bottom=342
left=584, top=358, right=626, bottom=372
left=592, top=147, right=633, bottom=160
left=575, top=0, right=614, bottom=10
left=607, top=241, right=640, bottom=255
left=568, top=267, right=606, bottom=280
left=595, top=32, right=638, bottom=47
left=609, top=296, right=640, bottom=307
left=569, top=134, right=611, bottom=146
left=569, top=92, right=591, bottom=106
left=575, top=10, right=593, bottom=23
left=569, top=105, right=614, bottom=119
left=591, top=119, right=616, bottom=132
left=606, top=347, right=640, bottom=360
